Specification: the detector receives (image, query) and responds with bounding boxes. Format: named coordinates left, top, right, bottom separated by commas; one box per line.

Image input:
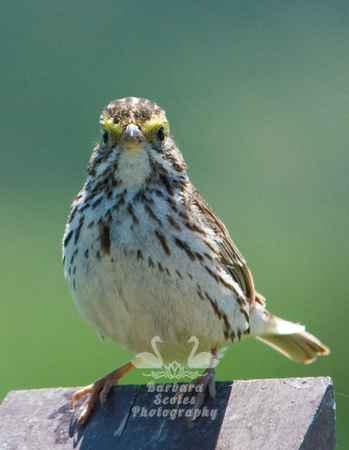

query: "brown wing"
left=191, top=188, right=258, bottom=301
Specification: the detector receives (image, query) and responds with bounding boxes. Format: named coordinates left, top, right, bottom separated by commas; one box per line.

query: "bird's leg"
left=72, top=356, right=142, bottom=431
left=174, top=347, right=219, bottom=419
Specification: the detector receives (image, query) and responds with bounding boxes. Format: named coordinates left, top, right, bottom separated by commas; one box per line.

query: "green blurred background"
left=1, top=0, right=348, bottom=447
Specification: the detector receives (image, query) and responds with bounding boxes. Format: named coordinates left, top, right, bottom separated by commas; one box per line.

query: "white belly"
left=63, top=186, right=249, bottom=363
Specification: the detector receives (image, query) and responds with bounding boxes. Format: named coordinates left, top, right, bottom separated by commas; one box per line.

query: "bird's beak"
left=122, top=123, right=144, bottom=148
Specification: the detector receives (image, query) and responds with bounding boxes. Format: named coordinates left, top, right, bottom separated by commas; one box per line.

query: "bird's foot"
left=174, top=367, right=216, bottom=420
left=72, top=376, right=112, bottom=433
left=71, top=358, right=140, bottom=433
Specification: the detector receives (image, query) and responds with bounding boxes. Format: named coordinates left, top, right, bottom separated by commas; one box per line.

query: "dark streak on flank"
left=222, top=314, right=232, bottom=340
left=159, top=172, right=174, bottom=196
left=195, top=252, right=204, bottom=262
left=166, top=196, right=177, bottom=213
left=91, top=196, right=103, bottom=209
left=203, top=290, right=232, bottom=340
left=70, top=249, right=78, bottom=265
left=78, top=203, right=90, bottom=214
left=184, top=221, right=206, bottom=235
left=196, top=283, right=204, bottom=300
left=137, top=249, right=143, bottom=262
left=113, top=190, right=126, bottom=211
left=133, top=189, right=145, bottom=203
left=178, top=209, right=189, bottom=221
left=127, top=203, right=139, bottom=225
left=205, top=292, right=222, bottom=320
left=167, top=215, right=181, bottom=231
left=69, top=206, right=78, bottom=223
left=155, top=189, right=164, bottom=198
left=237, top=296, right=247, bottom=307
left=204, top=265, right=220, bottom=283
left=64, top=230, right=73, bottom=247
left=174, top=238, right=196, bottom=261
left=98, top=220, right=111, bottom=255
left=203, top=239, right=219, bottom=255
left=105, top=209, right=113, bottom=223
left=155, top=230, right=171, bottom=256
left=218, top=274, right=238, bottom=292
left=120, top=195, right=126, bottom=206
left=145, top=204, right=162, bottom=226
left=74, top=216, right=85, bottom=245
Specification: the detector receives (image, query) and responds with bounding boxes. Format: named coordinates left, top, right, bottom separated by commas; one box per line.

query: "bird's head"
left=100, top=97, right=169, bottom=151
left=87, top=97, right=187, bottom=185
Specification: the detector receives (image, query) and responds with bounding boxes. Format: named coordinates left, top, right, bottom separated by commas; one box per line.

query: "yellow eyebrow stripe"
left=142, top=117, right=169, bottom=135
left=100, top=116, right=123, bottom=135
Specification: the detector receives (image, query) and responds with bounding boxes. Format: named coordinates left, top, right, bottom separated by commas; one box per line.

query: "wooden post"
left=0, top=377, right=335, bottom=449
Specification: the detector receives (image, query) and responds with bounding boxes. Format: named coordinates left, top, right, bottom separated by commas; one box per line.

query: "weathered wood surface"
left=0, top=377, right=335, bottom=449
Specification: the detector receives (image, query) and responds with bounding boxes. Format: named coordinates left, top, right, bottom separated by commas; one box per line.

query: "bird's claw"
left=173, top=367, right=216, bottom=420
left=70, top=359, right=139, bottom=434
left=71, top=384, right=94, bottom=409
left=71, top=377, right=113, bottom=434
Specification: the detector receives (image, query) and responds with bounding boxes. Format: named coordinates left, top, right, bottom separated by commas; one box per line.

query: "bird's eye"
left=157, top=127, right=166, bottom=141
left=102, top=130, right=108, bottom=143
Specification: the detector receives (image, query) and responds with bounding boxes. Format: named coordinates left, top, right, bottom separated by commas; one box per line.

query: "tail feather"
left=257, top=331, right=330, bottom=364
left=250, top=307, right=330, bottom=363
